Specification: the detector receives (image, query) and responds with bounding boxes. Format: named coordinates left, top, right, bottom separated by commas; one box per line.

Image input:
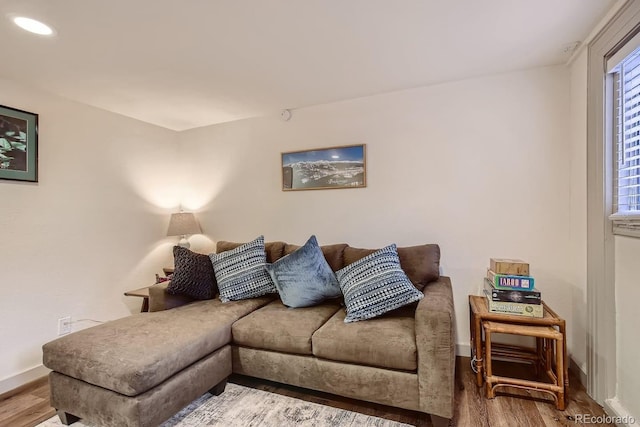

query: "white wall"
left=181, top=66, right=575, bottom=357
left=568, top=48, right=589, bottom=375
left=607, top=10, right=640, bottom=417
left=614, top=236, right=640, bottom=421
left=0, top=79, right=179, bottom=392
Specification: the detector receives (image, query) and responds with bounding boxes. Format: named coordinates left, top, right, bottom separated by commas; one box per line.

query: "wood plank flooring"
left=0, top=377, right=55, bottom=427
left=0, top=357, right=614, bottom=427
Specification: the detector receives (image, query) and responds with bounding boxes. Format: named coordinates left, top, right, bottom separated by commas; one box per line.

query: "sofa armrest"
left=415, top=276, right=456, bottom=419
left=148, top=281, right=194, bottom=312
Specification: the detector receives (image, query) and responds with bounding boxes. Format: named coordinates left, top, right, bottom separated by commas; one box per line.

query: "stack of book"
left=484, top=258, right=543, bottom=318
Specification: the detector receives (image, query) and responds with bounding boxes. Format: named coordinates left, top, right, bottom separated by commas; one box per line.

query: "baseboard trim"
left=456, top=343, right=470, bottom=358
left=0, top=365, right=51, bottom=397
left=604, top=397, right=638, bottom=427
left=569, top=357, right=588, bottom=389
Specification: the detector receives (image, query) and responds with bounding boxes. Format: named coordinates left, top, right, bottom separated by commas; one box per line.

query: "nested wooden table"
left=124, top=268, right=174, bottom=313
left=468, top=295, right=568, bottom=407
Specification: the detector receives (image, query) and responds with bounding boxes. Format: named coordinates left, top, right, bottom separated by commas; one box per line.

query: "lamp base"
left=178, top=236, right=190, bottom=249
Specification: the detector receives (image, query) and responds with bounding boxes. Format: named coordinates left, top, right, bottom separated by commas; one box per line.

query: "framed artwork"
left=282, top=144, right=366, bottom=191
left=0, top=105, right=38, bottom=182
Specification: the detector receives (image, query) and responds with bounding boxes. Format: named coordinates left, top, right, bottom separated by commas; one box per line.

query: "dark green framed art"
left=0, top=105, right=38, bottom=182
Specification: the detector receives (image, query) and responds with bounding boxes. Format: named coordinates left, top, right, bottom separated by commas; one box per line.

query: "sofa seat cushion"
left=312, top=305, right=418, bottom=371
left=232, top=300, right=342, bottom=355
left=43, top=296, right=273, bottom=397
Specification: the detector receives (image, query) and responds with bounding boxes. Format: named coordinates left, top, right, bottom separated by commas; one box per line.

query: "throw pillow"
left=217, top=240, right=286, bottom=263
left=209, top=235, right=277, bottom=302
left=266, top=235, right=341, bottom=308
left=167, top=246, right=217, bottom=300
left=336, top=244, right=424, bottom=323
left=343, top=244, right=440, bottom=291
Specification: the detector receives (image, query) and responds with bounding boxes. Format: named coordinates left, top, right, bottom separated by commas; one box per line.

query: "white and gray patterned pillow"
left=209, top=235, right=277, bottom=302
left=336, top=244, right=424, bottom=323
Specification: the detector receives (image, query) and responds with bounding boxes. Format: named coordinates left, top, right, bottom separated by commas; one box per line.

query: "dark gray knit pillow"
left=167, top=246, right=217, bottom=300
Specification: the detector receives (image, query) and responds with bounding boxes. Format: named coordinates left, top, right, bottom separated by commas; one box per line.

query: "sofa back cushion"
left=215, top=239, right=439, bottom=291
left=343, top=244, right=440, bottom=291
left=284, top=243, right=348, bottom=272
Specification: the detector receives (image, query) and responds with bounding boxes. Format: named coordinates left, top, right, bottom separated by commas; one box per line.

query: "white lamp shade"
left=167, top=212, right=201, bottom=237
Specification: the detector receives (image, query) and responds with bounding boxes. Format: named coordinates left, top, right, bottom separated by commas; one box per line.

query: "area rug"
left=38, top=383, right=413, bottom=427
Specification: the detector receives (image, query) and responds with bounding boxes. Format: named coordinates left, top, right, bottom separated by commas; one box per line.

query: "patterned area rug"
left=38, top=383, right=413, bottom=427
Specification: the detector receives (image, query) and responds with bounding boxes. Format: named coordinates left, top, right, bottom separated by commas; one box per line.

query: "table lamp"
left=167, top=212, right=201, bottom=249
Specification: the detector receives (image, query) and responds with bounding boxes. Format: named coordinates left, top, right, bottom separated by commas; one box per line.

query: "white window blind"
left=610, top=46, right=640, bottom=236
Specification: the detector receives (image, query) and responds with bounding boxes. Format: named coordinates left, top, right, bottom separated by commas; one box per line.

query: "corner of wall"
left=604, top=397, right=639, bottom=427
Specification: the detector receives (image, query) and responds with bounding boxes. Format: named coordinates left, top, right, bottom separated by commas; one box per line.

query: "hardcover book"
left=489, top=258, right=529, bottom=276
left=483, top=289, right=544, bottom=318
left=484, top=279, right=541, bottom=304
left=487, top=269, right=535, bottom=290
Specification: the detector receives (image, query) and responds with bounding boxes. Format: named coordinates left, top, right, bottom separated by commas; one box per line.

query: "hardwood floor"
left=0, top=377, right=55, bottom=427
left=0, top=357, right=614, bottom=427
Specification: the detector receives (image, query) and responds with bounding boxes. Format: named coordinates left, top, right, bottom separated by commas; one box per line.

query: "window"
left=608, top=37, right=640, bottom=236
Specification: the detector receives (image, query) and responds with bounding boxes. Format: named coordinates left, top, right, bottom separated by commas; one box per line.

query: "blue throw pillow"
left=265, top=235, right=341, bottom=308
left=336, top=244, right=424, bottom=323
left=209, top=235, right=277, bottom=302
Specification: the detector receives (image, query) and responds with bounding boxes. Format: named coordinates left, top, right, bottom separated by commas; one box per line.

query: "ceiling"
left=0, top=0, right=618, bottom=131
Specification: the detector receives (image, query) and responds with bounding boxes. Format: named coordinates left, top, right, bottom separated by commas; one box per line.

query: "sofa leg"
left=208, top=378, right=227, bottom=396
left=57, top=410, right=80, bottom=425
left=430, top=414, right=451, bottom=427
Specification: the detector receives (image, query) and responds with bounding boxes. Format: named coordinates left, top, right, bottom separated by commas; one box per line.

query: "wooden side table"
left=468, top=295, right=568, bottom=392
left=483, top=320, right=565, bottom=409
left=124, top=286, right=151, bottom=313
left=124, top=269, right=173, bottom=313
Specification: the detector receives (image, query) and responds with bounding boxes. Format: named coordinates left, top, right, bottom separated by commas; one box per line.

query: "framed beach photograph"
left=0, top=105, right=38, bottom=182
left=282, top=144, right=366, bottom=191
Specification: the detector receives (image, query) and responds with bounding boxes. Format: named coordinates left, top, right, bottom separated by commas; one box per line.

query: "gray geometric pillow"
left=336, top=244, right=423, bottom=323
left=167, top=246, right=217, bottom=300
left=209, top=235, right=277, bottom=302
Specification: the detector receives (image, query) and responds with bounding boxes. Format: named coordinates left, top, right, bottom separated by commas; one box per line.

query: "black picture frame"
left=281, top=144, right=366, bottom=191
left=0, top=105, right=38, bottom=182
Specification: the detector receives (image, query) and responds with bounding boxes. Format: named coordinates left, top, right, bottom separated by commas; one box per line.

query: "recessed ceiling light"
left=13, top=16, right=54, bottom=36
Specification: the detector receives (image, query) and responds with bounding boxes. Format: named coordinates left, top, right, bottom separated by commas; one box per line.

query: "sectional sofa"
left=42, top=239, right=456, bottom=427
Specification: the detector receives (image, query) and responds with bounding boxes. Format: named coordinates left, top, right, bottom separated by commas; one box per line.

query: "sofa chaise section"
left=42, top=296, right=273, bottom=426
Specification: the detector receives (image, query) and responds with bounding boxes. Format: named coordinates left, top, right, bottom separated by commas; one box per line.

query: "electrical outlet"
left=58, top=316, right=72, bottom=335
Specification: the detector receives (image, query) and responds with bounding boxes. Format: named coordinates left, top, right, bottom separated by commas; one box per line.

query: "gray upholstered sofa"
left=42, top=241, right=455, bottom=427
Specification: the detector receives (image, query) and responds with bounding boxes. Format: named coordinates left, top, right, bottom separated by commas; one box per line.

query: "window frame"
left=585, top=0, right=640, bottom=406
left=607, top=33, right=640, bottom=238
